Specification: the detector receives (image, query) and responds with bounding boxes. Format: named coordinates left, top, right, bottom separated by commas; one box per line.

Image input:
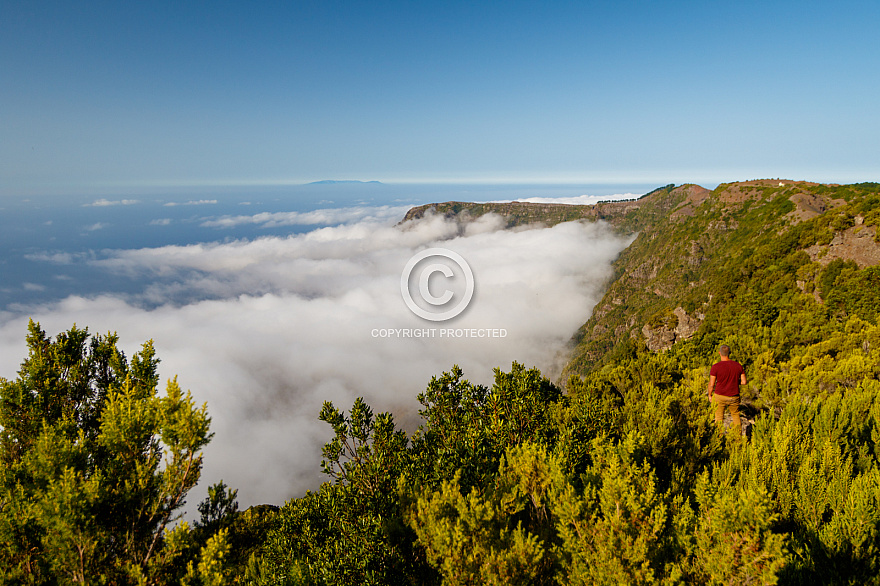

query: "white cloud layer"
left=487, top=192, right=641, bottom=205
left=85, top=199, right=141, bottom=207
left=0, top=212, right=632, bottom=510
left=199, top=205, right=409, bottom=229
left=163, top=199, right=218, bottom=207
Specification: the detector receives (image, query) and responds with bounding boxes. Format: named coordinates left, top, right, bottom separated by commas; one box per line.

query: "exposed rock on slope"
left=805, top=222, right=880, bottom=267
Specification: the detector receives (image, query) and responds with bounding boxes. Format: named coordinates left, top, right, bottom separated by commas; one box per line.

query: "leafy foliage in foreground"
left=243, top=318, right=880, bottom=585
left=0, top=321, right=242, bottom=585
left=5, top=319, right=880, bottom=585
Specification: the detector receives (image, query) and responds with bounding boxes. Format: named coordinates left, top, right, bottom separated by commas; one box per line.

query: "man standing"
left=707, top=344, right=746, bottom=436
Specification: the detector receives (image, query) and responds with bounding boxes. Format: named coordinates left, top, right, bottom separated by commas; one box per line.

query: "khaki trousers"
left=712, top=393, right=741, bottom=435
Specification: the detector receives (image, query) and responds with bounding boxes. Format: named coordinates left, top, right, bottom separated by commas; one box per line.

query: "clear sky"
left=2, top=0, right=879, bottom=195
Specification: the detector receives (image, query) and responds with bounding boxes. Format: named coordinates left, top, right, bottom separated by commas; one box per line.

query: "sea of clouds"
left=0, top=207, right=632, bottom=510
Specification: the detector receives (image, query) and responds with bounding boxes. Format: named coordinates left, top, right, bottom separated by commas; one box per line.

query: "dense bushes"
left=0, top=321, right=222, bottom=584
left=239, top=316, right=880, bottom=584
left=13, top=317, right=878, bottom=583
left=5, top=318, right=880, bottom=583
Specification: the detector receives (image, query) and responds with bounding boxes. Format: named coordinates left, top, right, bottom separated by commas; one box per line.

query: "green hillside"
left=565, top=180, right=880, bottom=378
left=408, top=179, right=880, bottom=383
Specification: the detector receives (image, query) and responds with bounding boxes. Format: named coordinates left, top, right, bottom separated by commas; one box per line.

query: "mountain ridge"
left=401, top=179, right=880, bottom=378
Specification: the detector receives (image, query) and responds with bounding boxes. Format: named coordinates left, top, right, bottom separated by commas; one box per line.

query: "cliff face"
left=401, top=180, right=880, bottom=378
left=400, top=183, right=684, bottom=233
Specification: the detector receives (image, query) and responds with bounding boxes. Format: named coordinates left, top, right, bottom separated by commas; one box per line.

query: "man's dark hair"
left=719, top=344, right=731, bottom=357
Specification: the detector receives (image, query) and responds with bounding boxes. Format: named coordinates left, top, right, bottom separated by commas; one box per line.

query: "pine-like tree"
left=0, top=320, right=213, bottom=584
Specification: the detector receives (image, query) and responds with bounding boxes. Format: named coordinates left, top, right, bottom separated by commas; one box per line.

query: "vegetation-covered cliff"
left=408, top=179, right=880, bottom=382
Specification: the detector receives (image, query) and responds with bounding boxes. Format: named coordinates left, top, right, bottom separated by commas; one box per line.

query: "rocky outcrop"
left=805, top=222, right=880, bottom=268
left=787, top=191, right=838, bottom=224
left=642, top=323, right=676, bottom=351
left=669, top=185, right=712, bottom=220
left=687, top=241, right=707, bottom=267
left=673, top=307, right=700, bottom=340
left=641, top=307, right=701, bottom=351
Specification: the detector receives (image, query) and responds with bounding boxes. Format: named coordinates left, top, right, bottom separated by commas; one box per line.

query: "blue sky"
left=2, top=0, right=879, bottom=195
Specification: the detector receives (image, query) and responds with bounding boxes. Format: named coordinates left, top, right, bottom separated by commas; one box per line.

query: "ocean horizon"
left=0, top=181, right=659, bottom=310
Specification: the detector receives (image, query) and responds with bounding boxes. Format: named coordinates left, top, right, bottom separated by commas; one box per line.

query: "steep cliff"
left=402, top=180, right=880, bottom=379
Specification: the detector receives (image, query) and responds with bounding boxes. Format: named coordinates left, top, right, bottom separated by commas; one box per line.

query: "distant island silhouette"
left=306, top=180, right=383, bottom=185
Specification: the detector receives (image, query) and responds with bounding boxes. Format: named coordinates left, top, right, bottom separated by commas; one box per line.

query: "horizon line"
left=4, top=171, right=878, bottom=197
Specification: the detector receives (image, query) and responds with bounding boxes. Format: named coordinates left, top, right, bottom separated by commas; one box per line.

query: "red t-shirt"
left=710, top=360, right=743, bottom=396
